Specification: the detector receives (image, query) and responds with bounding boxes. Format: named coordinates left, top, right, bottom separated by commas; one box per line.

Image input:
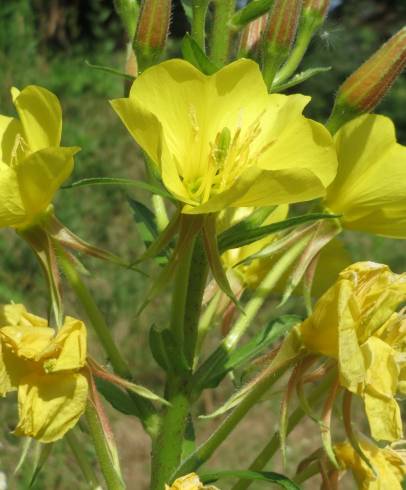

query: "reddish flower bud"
left=262, top=0, right=303, bottom=87
left=328, top=27, right=406, bottom=132
left=238, top=14, right=268, bottom=59
left=134, top=0, right=172, bottom=70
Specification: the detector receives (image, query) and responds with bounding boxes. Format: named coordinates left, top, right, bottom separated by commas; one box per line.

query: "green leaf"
left=273, top=67, right=332, bottom=92
left=200, top=470, right=301, bottom=489
left=230, top=0, right=274, bottom=30
left=181, top=415, right=196, bottom=460
left=181, top=33, right=220, bottom=74
left=218, top=213, right=340, bottom=253
left=85, top=60, right=135, bottom=81
left=149, top=325, right=191, bottom=374
left=199, top=315, right=300, bottom=389
left=63, top=176, right=172, bottom=199
left=96, top=377, right=145, bottom=417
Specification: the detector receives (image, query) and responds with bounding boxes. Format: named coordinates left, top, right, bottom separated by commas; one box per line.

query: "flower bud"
left=238, top=14, right=268, bottom=59
left=262, top=0, right=303, bottom=87
left=328, top=27, right=406, bottom=133
left=303, top=0, right=329, bottom=24
left=134, top=0, right=172, bottom=71
left=114, top=0, right=139, bottom=40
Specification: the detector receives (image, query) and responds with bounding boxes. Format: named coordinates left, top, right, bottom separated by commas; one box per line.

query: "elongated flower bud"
left=114, top=0, right=139, bottom=40
left=328, top=27, right=406, bottom=133
left=134, top=0, right=172, bottom=71
left=238, top=14, right=268, bottom=59
left=303, top=0, right=329, bottom=23
left=262, top=0, right=303, bottom=88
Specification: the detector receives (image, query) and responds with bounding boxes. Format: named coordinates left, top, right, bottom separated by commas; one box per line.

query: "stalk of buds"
left=272, top=0, right=329, bottom=84
left=238, top=14, right=268, bottom=59
left=134, top=0, right=172, bottom=72
left=328, top=27, right=406, bottom=133
left=262, top=0, right=303, bottom=88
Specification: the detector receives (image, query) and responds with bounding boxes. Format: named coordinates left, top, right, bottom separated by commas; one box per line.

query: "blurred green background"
left=0, top=0, right=405, bottom=488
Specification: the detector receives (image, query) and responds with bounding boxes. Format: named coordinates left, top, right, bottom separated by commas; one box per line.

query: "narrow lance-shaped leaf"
left=272, top=66, right=331, bottom=92
left=200, top=469, right=301, bottom=489
left=181, top=33, right=220, bottom=74
left=29, top=442, right=53, bottom=489
left=230, top=0, right=275, bottom=30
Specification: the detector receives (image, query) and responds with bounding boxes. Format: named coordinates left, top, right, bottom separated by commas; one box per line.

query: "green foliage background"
left=0, top=0, right=405, bottom=488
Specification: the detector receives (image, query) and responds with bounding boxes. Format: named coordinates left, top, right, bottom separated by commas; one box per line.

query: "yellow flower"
left=165, top=473, right=219, bottom=490
left=335, top=438, right=406, bottom=490
left=0, top=304, right=88, bottom=443
left=325, top=114, right=406, bottom=238
left=299, top=262, right=406, bottom=441
left=220, top=205, right=288, bottom=287
left=0, top=85, right=79, bottom=229
left=112, top=59, right=337, bottom=214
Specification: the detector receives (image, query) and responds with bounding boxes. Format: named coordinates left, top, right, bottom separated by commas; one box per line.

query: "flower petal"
left=15, top=372, right=88, bottom=443
left=326, top=114, right=406, bottom=238
left=0, top=115, right=22, bottom=165
left=16, top=146, right=78, bottom=222
left=12, top=85, right=62, bottom=152
left=0, top=162, right=26, bottom=227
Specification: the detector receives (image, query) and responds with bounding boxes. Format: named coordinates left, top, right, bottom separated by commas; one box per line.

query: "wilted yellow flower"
left=165, top=473, right=219, bottom=490
left=0, top=304, right=88, bottom=443
left=325, top=114, right=406, bottom=238
left=299, top=262, right=406, bottom=441
left=335, top=438, right=406, bottom=490
left=112, top=59, right=337, bottom=214
left=0, top=85, right=79, bottom=229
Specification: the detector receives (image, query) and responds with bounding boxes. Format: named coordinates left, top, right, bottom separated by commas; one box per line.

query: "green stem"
left=210, top=0, right=235, bottom=66
left=85, top=405, right=125, bottom=490
left=150, top=237, right=208, bottom=489
left=224, top=236, right=310, bottom=351
left=192, top=0, right=210, bottom=51
left=58, top=251, right=131, bottom=380
left=195, top=290, right=222, bottom=359
left=231, top=374, right=333, bottom=490
left=173, top=365, right=287, bottom=478
left=273, top=21, right=316, bottom=85
left=66, top=430, right=101, bottom=489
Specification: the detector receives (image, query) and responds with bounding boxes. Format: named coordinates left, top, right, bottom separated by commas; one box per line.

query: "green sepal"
left=200, top=469, right=301, bottom=489
left=181, top=33, right=220, bottom=74
left=272, top=66, right=331, bottom=92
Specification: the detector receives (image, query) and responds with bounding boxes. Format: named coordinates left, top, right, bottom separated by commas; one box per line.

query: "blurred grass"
left=0, top=0, right=406, bottom=488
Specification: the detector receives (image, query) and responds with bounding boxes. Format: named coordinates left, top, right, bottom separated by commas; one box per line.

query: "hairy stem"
left=210, top=0, right=235, bottom=65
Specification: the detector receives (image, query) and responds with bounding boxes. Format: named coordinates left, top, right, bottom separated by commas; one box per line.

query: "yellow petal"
left=0, top=342, right=31, bottom=396
left=363, top=392, right=402, bottom=442
left=335, top=438, right=406, bottom=490
left=15, top=146, right=78, bottom=223
left=41, top=316, right=87, bottom=372
left=0, top=115, right=22, bottom=164
left=326, top=114, right=406, bottom=238
left=0, top=325, right=54, bottom=359
left=15, top=371, right=88, bottom=443
left=0, top=162, right=26, bottom=227
left=12, top=85, right=62, bottom=152
left=0, top=304, right=48, bottom=328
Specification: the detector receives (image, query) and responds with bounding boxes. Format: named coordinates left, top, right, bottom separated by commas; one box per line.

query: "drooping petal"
left=0, top=162, right=26, bottom=227
left=326, top=114, right=406, bottom=238
left=15, top=372, right=88, bottom=443
left=0, top=342, right=30, bottom=395
left=12, top=85, right=62, bottom=152
left=16, top=146, right=78, bottom=222
left=0, top=325, right=54, bottom=359
left=41, top=316, right=87, bottom=372
left=0, top=304, right=48, bottom=328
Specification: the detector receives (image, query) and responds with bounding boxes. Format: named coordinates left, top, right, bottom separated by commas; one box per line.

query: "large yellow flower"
left=299, top=262, right=406, bottom=441
left=0, top=85, right=79, bottom=229
left=112, top=59, right=337, bottom=214
left=335, top=438, right=406, bottom=490
left=0, top=304, right=88, bottom=443
left=325, top=114, right=406, bottom=238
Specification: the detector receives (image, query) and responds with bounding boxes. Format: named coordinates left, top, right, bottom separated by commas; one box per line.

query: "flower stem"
left=66, top=430, right=101, bottom=489
left=192, top=0, right=210, bottom=51
left=85, top=405, right=125, bottom=490
left=150, top=236, right=208, bottom=490
left=58, top=250, right=131, bottom=380
left=210, top=0, right=235, bottom=66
